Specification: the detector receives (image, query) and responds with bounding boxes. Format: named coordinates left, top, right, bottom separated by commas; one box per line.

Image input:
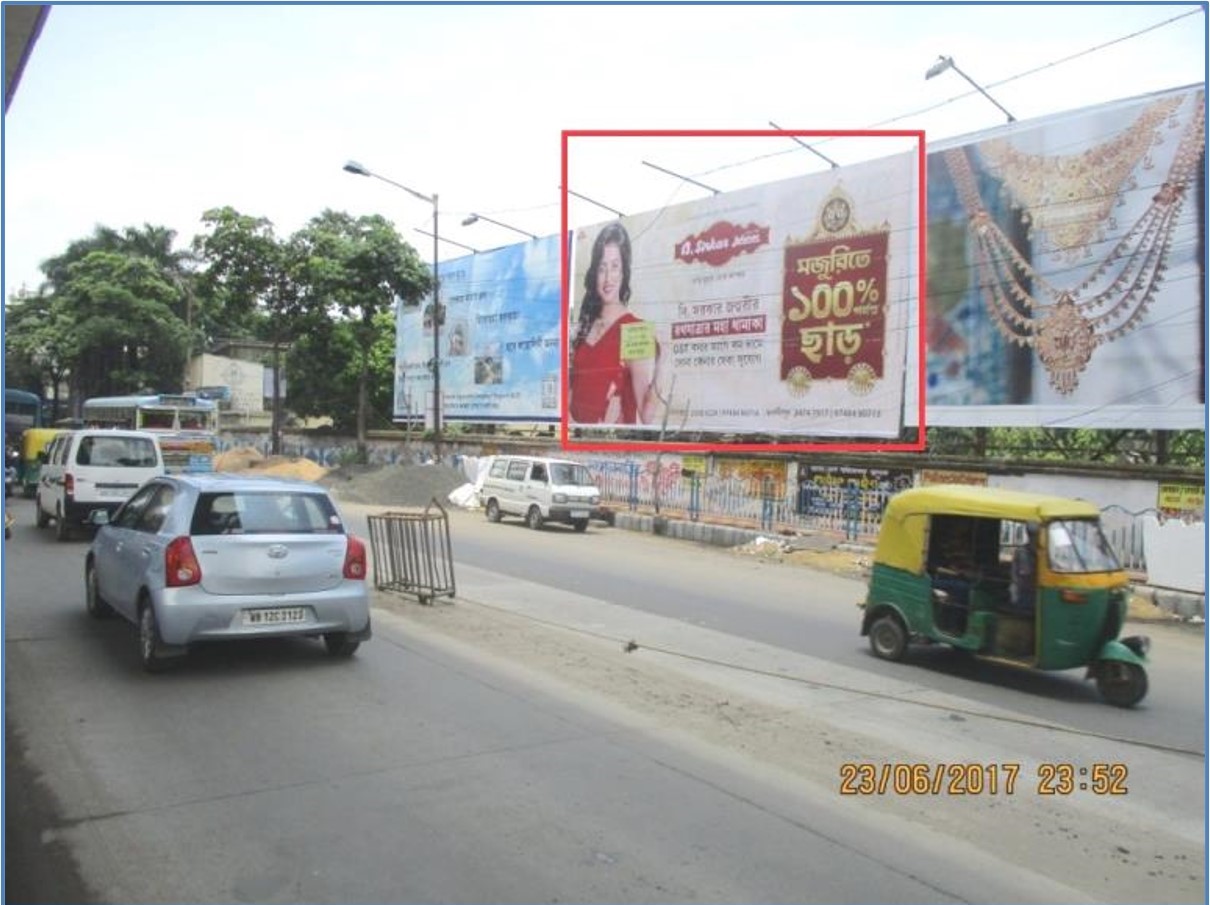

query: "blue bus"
left=5, top=388, right=43, bottom=435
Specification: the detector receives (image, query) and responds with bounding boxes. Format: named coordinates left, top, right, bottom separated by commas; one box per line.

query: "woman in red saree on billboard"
left=570, top=222, right=662, bottom=425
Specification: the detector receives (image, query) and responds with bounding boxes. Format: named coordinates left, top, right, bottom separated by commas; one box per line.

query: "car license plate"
left=243, top=607, right=308, bottom=626
left=97, top=486, right=132, bottom=498
left=570, top=509, right=589, bottom=519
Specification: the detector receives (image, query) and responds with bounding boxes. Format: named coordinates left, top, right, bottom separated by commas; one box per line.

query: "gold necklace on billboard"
left=942, top=91, right=1204, bottom=395
left=976, top=95, right=1184, bottom=261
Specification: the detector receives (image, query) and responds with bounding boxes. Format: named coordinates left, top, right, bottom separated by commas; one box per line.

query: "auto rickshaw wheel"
left=868, top=613, right=908, bottom=662
left=1095, top=661, right=1148, bottom=708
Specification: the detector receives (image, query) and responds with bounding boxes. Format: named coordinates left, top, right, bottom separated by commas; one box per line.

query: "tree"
left=24, top=224, right=197, bottom=410
left=285, top=310, right=397, bottom=434
left=54, top=251, right=191, bottom=400
left=192, top=207, right=315, bottom=452
left=3, top=290, right=75, bottom=420
left=291, top=211, right=430, bottom=459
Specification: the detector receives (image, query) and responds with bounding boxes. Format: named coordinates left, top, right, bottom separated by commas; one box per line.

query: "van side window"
left=530, top=464, right=547, bottom=483
left=489, top=460, right=509, bottom=478
left=506, top=461, right=528, bottom=480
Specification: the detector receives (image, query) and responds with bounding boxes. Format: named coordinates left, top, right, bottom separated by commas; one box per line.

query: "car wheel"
left=85, top=562, right=114, bottom=619
left=35, top=499, right=49, bottom=529
left=55, top=510, right=71, bottom=542
left=572, top=519, right=589, bottom=533
left=868, top=613, right=908, bottom=661
left=485, top=499, right=501, bottom=523
left=1096, top=661, right=1148, bottom=708
left=323, top=633, right=361, bottom=658
left=526, top=506, right=544, bottom=531
left=139, top=602, right=168, bottom=673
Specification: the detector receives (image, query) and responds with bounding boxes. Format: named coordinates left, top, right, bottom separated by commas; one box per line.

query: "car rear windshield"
left=191, top=491, right=344, bottom=536
left=76, top=436, right=159, bottom=467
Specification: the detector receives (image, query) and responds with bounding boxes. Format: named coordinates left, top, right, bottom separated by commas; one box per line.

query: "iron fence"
left=367, top=499, right=456, bottom=604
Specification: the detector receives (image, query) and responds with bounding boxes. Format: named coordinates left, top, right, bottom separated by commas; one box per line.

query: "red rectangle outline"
left=560, top=128, right=927, bottom=455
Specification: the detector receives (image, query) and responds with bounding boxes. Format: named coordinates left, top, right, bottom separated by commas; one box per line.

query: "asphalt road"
left=3, top=496, right=1204, bottom=903
left=441, top=507, right=1206, bottom=756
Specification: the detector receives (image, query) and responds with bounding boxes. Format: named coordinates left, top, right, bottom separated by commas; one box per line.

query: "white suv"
left=36, top=429, right=165, bottom=540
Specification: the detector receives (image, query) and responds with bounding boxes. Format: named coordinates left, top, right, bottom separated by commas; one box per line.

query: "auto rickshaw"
left=18, top=427, right=64, bottom=498
left=860, top=485, right=1149, bottom=707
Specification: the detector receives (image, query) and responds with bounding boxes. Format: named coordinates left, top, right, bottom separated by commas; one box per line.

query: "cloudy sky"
left=3, top=3, right=1205, bottom=298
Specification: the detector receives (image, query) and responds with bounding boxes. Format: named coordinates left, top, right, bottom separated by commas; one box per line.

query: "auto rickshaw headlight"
left=1121, top=635, right=1150, bottom=657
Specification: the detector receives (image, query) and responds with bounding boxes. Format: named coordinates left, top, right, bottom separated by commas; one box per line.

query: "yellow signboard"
left=1157, top=483, right=1205, bottom=517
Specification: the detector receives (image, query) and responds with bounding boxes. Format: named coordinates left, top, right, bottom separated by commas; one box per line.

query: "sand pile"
left=213, top=446, right=329, bottom=483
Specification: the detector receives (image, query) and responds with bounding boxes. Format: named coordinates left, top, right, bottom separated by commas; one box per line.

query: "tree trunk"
left=271, top=341, right=282, bottom=455
left=356, top=348, right=369, bottom=465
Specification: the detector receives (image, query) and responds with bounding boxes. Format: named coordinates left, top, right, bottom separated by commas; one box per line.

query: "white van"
left=479, top=455, right=601, bottom=532
left=36, top=429, right=165, bottom=540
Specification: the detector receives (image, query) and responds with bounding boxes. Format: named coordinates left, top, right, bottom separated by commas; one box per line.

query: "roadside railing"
left=591, top=465, right=1155, bottom=573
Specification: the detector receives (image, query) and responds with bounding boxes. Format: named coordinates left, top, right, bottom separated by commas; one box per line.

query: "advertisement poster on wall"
left=797, top=463, right=914, bottom=518
left=567, top=151, right=918, bottom=439
left=394, top=235, right=563, bottom=423
left=924, top=83, right=1205, bottom=429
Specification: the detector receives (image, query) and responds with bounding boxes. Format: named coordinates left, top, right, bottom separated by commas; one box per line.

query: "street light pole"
left=342, top=160, right=442, bottom=460
left=461, top=213, right=537, bottom=240
left=924, top=55, right=1016, bottom=123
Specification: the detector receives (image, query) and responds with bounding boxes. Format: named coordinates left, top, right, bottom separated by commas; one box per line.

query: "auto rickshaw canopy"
left=874, top=485, right=1103, bottom=575
left=20, top=427, right=64, bottom=460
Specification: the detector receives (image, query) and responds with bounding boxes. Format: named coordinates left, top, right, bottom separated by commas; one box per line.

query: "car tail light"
left=165, top=536, right=202, bottom=587
left=343, top=535, right=367, bottom=580
left=64, top=473, right=75, bottom=500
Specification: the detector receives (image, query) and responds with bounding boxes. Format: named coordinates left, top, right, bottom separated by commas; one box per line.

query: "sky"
left=2, top=2, right=1206, bottom=299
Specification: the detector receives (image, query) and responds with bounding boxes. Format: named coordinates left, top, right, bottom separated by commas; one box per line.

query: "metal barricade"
left=367, top=499, right=456, bottom=604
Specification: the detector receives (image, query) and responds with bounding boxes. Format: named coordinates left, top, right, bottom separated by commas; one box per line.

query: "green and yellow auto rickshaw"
left=19, top=427, right=63, bottom=498
left=860, top=485, right=1149, bottom=707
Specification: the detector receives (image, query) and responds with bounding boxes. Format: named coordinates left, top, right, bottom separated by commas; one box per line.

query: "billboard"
left=394, top=235, right=563, bottom=423
left=566, top=148, right=920, bottom=441
left=924, top=83, right=1205, bottom=429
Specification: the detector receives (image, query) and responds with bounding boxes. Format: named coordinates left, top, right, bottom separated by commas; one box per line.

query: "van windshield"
left=549, top=463, right=593, bottom=486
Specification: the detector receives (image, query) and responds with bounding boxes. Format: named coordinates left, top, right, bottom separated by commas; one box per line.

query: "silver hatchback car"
left=85, top=473, right=371, bottom=671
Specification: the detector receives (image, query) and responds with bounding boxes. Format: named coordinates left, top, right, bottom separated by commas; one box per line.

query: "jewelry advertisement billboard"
left=924, top=83, right=1205, bottom=429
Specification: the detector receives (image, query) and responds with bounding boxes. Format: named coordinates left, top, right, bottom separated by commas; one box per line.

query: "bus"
left=5, top=388, right=43, bottom=434
left=81, top=394, right=219, bottom=473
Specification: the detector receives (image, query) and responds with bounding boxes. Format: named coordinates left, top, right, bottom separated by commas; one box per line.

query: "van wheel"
left=1096, top=661, right=1148, bottom=708
left=35, top=499, right=49, bottom=529
left=572, top=519, right=589, bottom=533
left=868, top=614, right=908, bottom=661
left=139, top=602, right=168, bottom=673
left=486, top=499, right=501, bottom=523
left=55, top=511, right=71, bottom=542
left=526, top=506, right=544, bottom=530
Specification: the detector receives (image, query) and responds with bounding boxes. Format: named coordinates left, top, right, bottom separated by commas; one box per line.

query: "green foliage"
left=6, top=225, right=196, bottom=405
left=285, top=310, right=396, bottom=433
left=926, top=427, right=1204, bottom=469
left=289, top=210, right=431, bottom=444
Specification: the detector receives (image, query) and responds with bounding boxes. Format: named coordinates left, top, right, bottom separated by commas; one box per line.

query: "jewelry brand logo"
left=675, top=221, right=770, bottom=267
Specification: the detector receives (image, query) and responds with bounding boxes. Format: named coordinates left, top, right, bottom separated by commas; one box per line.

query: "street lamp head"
left=461, top=214, right=480, bottom=227
left=924, top=56, right=954, bottom=80
left=343, top=160, right=371, bottom=177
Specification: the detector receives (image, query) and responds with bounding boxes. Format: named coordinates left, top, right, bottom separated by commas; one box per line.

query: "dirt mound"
left=213, top=447, right=329, bottom=483
left=318, top=462, right=469, bottom=509
left=212, top=447, right=265, bottom=472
